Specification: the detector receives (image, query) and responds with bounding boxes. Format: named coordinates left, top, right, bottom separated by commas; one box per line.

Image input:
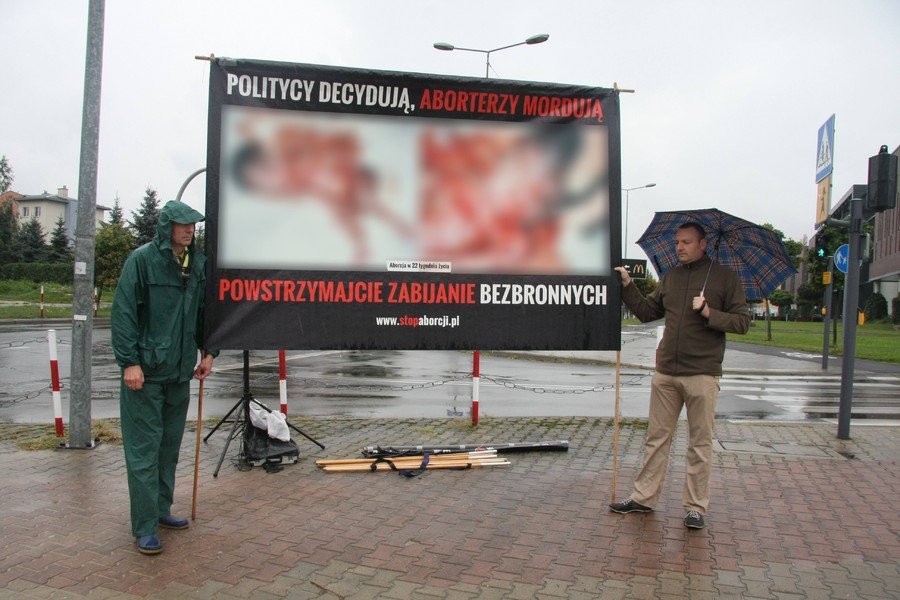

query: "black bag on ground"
left=242, top=422, right=299, bottom=467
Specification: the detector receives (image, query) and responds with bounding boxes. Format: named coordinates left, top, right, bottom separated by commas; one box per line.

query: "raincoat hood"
left=155, top=200, right=205, bottom=251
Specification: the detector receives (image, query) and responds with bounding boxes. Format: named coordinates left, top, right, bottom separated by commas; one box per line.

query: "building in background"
left=14, top=186, right=108, bottom=243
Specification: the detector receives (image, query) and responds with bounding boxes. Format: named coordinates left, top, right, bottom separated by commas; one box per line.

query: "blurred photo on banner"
left=218, top=106, right=609, bottom=274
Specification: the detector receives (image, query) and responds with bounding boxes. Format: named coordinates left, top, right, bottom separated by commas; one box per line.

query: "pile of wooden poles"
left=316, top=449, right=510, bottom=473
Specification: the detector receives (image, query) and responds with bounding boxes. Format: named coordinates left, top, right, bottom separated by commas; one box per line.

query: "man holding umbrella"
left=610, top=221, right=750, bottom=529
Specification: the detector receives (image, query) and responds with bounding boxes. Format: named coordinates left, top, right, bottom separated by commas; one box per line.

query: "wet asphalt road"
left=0, top=320, right=653, bottom=423
left=2, top=320, right=898, bottom=425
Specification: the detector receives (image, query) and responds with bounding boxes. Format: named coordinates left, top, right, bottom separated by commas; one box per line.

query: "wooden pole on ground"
left=191, top=380, right=204, bottom=521
left=611, top=350, right=621, bottom=503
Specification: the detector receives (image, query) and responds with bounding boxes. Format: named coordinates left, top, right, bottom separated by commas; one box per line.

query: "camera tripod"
left=204, top=350, right=324, bottom=477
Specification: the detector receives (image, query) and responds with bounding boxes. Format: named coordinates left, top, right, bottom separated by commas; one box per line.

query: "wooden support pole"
left=191, top=380, right=204, bottom=520
left=611, top=350, right=622, bottom=503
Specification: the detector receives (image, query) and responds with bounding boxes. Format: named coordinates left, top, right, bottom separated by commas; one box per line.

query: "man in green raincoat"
left=111, top=200, right=216, bottom=555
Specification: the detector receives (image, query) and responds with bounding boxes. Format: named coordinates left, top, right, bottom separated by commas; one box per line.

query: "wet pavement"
left=0, top=416, right=898, bottom=598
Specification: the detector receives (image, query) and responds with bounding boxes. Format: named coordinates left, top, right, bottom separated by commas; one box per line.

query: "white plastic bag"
left=248, top=405, right=290, bottom=442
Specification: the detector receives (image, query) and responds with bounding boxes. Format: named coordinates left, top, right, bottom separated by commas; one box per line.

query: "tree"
left=863, top=292, right=888, bottom=322
left=769, top=289, right=794, bottom=321
left=129, top=186, right=160, bottom=248
left=761, top=223, right=803, bottom=269
left=0, top=155, right=13, bottom=194
left=109, top=195, right=125, bottom=225
left=95, top=222, right=134, bottom=301
left=807, top=224, right=846, bottom=296
left=796, top=283, right=821, bottom=319
left=194, top=223, right=205, bottom=253
left=15, top=218, right=48, bottom=263
left=48, top=216, right=73, bottom=262
left=633, top=271, right=658, bottom=296
left=0, top=200, right=18, bottom=264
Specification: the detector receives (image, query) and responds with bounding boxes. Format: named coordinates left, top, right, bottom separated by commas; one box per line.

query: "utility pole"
left=68, top=0, right=105, bottom=449
left=829, top=199, right=862, bottom=440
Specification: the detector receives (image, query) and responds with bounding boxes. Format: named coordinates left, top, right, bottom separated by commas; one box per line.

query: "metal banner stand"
left=204, top=350, right=324, bottom=477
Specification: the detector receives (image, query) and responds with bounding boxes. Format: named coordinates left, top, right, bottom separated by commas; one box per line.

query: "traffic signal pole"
left=826, top=198, right=862, bottom=439
left=821, top=256, right=833, bottom=370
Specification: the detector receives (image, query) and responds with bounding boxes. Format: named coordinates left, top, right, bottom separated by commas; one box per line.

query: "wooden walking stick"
left=192, top=379, right=204, bottom=521
left=611, top=350, right=621, bottom=503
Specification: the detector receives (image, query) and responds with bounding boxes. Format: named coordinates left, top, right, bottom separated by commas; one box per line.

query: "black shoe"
left=684, top=511, right=705, bottom=529
left=136, top=534, right=162, bottom=555
left=158, top=515, right=189, bottom=530
left=609, top=498, right=653, bottom=514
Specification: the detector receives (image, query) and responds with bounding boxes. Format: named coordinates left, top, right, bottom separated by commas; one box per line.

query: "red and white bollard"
left=47, top=329, right=64, bottom=437
left=471, top=350, right=480, bottom=426
left=40, top=285, right=45, bottom=319
left=279, top=349, right=288, bottom=415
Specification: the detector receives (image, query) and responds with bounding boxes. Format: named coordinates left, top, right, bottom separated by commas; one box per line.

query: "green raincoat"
left=112, top=200, right=211, bottom=382
left=111, top=200, right=215, bottom=538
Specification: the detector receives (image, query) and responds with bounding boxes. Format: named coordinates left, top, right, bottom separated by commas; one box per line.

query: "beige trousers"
left=630, top=372, right=720, bottom=514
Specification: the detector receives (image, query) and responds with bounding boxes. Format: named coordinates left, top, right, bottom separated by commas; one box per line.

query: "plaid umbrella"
left=635, top=208, right=797, bottom=300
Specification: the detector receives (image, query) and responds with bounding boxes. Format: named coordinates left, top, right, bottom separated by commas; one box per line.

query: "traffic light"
left=866, top=145, right=898, bottom=212
left=814, top=234, right=829, bottom=258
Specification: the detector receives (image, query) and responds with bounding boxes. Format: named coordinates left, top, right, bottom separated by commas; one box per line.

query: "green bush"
left=864, top=292, right=888, bottom=322
left=893, top=295, right=900, bottom=325
left=0, top=262, right=73, bottom=284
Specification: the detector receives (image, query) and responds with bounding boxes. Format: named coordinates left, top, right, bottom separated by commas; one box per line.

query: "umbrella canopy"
left=636, top=208, right=797, bottom=300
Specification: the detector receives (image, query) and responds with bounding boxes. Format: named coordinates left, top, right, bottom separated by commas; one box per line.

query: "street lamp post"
left=622, top=183, right=656, bottom=258
left=433, top=33, right=549, bottom=428
left=433, top=33, right=549, bottom=78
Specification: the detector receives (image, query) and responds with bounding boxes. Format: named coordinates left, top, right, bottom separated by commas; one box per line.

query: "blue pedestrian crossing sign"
left=834, top=243, right=849, bottom=274
left=816, top=115, right=835, bottom=183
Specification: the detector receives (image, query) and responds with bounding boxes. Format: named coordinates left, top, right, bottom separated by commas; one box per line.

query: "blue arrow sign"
left=834, top=243, right=849, bottom=274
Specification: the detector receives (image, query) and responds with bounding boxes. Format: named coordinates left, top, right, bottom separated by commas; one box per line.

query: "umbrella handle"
left=700, top=260, right=713, bottom=296
left=699, top=241, right=720, bottom=296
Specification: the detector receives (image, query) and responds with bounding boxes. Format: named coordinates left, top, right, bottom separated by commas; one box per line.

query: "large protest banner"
left=204, top=58, right=622, bottom=350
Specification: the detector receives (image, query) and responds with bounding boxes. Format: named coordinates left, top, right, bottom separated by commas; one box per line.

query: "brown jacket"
left=622, top=255, right=750, bottom=376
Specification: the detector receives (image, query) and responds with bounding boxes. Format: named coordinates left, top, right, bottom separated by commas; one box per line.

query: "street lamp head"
left=645, top=183, right=656, bottom=188
left=526, top=34, right=550, bottom=45
left=433, top=42, right=455, bottom=51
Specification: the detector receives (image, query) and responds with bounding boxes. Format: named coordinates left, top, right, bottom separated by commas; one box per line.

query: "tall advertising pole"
left=68, top=0, right=105, bottom=449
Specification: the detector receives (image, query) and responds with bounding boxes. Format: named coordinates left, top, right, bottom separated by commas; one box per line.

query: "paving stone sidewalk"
left=0, top=417, right=898, bottom=599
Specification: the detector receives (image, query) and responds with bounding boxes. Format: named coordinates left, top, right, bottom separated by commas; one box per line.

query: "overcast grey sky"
left=2, top=1, right=898, bottom=258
